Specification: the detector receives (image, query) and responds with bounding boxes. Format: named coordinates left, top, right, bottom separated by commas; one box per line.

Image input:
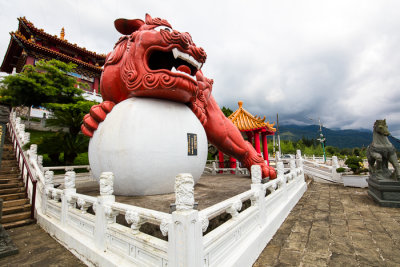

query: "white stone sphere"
left=89, top=97, right=208, bottom=196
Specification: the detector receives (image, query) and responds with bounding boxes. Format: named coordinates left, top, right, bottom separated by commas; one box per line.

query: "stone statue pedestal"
left=367, top=176, right=400, bottom=208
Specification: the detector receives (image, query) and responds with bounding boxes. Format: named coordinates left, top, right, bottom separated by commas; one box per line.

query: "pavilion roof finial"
left=238, top=101, right=243, bottom=108
left=60, top=27, right=65, bottom=40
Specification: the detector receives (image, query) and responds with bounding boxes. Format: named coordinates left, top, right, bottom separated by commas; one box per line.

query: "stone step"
left=1, top=211, right=31, bottom=224
left=0, top=182, right=24, bottom=189
left=2, top=204, right=31, bottom=216
left=0, top=192, right=26, bottom=201
left=3, top=198, right=30, bottom=208
left=0, top=178, right=22, bottom=184
left=0, top=173, right=20, bottom=179
left=3, top=218, right=36, bottom=229
left=0, top=187, right=25, bottom=195
left=0, top=167, right=20, bottom=174
left=0, top=160, right=18, bottom=167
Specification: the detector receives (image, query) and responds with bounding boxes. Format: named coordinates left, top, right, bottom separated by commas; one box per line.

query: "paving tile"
left=278, top=248, right=303, bottom=265
left=328, top=252, right=358, bottom=267
left=299, top=252, right=329, bottom=266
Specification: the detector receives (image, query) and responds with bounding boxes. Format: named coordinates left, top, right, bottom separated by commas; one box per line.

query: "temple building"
left=1, top=17, right=106, bottom=93
left=220, top=101, right=276, bottom=169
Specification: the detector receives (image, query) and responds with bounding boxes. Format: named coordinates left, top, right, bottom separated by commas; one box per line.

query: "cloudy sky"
left=1, top=0, right=400, bottom=137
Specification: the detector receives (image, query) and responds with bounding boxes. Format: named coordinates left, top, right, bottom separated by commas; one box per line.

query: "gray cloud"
left=1, top=0, right=400, bottom=137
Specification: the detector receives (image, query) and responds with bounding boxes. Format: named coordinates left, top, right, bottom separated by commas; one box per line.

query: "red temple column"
left=94, top=77, right=100, bottom=93
left=229, top=156, right=237, bottom=174
left=254, top=131, right=261, bottom=154
left=262, top=132, right=269, bottom=165
left=218, top=151, right=224, bottom=173
left=246, top=132, right=254, bottom=146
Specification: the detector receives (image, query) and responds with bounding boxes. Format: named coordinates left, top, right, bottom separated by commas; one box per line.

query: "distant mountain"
left=277, top=124, right=400, bottom=150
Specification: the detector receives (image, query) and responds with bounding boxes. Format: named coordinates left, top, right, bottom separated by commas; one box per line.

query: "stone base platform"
left=367, top=177, right=400, bottom=207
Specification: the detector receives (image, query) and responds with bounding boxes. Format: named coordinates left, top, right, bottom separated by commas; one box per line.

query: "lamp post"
left=308, top=117, right=327, bottom=163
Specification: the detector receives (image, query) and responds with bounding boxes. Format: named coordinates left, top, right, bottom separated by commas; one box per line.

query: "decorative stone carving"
left=37, top=155, right=43, bottom=168
left=92, top=202, right=97, bottom=214
left=268, top=183, right=277, bottom=193
left=296, top=150, right=302, bottom=159
left=277, top=161, right=284, bottom=178
left=211, top=162, right=217, bottom=175
left=104, top=206, right=119, bottom=223
left=64, top=171, right=76, bottom=189
left=332, top=156, right=339, bottom=168
left=18, top=123, right=25, bottom=133
left=66, top=195, right=77, bottom=208
left=29, top=144, right=37, bottom=157
left=251, top=165, right=262, bottom=184
left=199, top=214, right=209, bottom=233
left=289, top=159, right=296, bottom=172
left=175, top=173, right=194, bottom=211
left=15, top=117, right=21, bottom=127
left=367, top=119, right=400, bottom=207
left=160, top=218, right=170, bottom=236
left=125, top=210, right=143, bottom=234
left=52, top=191, right=60, bottom=202
left=226, top=199, right=242, bottom=218
left=77, top=198, right=91, bottom=214
left=99, top=172, right=114, bottom=196
left=44, top=171, right=54, bottom=186
left=81, top=14, right=277, bottom=182
left=23, top=132, right=30, bottom=145
left=367, top=119, right=400, bottom=180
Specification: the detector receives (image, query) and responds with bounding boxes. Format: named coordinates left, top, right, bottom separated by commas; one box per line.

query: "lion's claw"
left=81, top=101, right=116, bottom=137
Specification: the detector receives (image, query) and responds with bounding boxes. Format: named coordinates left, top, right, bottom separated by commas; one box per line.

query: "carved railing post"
left=211, top=162, right=217, bottom=175
left=296, top=150, right=303, bottom=169
left=23, top=132, right=30, bottom=145
left=235, top=160, right=241, bottom=175
left=331, top=156, right=341, bottom=181
left=29, top=144, right=37, bottom=162
left=250, top=165, right=267, bottom=226
left=289, top=158, right=296, bottom=181
left=43, top=171, right=54, bottom=214
left=95, top=172, right=116, bottom=250
left=61, top=171, right=76, bottom=226
left=168, top=173, right=203, bottom=267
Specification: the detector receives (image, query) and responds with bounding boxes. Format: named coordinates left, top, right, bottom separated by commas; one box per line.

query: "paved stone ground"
left=0, top=224, right=86, bottom=266
left=254, top=181, right=400, bottom=267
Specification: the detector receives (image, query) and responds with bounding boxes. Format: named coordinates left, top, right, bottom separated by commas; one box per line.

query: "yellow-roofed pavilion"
left=219, top=101, right=276, bottom=169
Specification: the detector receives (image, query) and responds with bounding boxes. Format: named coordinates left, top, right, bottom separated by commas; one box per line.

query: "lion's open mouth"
left=148, top=48, right=202, bottom=79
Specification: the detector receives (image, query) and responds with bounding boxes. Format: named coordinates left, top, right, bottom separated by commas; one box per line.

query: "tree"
left=1, top=59, right=93, bottom=165
left=45, top=101, right=94, bottom=164
left=221, top=106, right=233, bottom=117
left=0, top=59, right=86, bottom=124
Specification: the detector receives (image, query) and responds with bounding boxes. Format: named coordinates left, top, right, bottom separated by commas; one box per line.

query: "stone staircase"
left=0, top=135, right=35, bottom=229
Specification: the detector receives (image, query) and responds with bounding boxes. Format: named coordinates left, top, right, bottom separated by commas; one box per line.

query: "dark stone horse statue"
left=366, top=119, right=400, bottom=180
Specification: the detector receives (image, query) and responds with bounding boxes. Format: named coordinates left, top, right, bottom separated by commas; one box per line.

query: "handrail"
left=7, top=120, right=37, bottom=219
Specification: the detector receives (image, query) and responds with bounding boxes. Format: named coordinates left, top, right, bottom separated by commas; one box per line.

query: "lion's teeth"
left=171, top=48, right=201, bottom=70
left=171, top=66, right=193, bottom=78
left=172, top=48, right=179, bottom=59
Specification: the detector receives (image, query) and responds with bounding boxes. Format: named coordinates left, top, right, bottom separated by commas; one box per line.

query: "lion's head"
left=374, top=119, right=390, bottom=136
left=101, top=14, right=207, bottom=104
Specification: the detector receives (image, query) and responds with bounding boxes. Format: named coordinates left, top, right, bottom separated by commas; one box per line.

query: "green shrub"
left=345, top=156, right=363, bottom=174
left=336, top=167, right=346, bottom=173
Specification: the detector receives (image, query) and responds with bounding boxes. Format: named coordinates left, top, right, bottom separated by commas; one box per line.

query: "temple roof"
left=228, top=101, right=276, bottom=134
left=17, top=17, right=106, bottom=59
left=10, top=31, right=102, bottom=73
left=1, top=17, right=106, bottom=74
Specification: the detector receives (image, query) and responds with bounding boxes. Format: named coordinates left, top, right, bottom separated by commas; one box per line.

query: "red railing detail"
left=7, top=120, right=37, bottom=219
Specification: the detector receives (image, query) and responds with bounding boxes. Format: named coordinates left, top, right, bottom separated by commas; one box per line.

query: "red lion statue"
left=82, top=14, right=276, bottom=179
